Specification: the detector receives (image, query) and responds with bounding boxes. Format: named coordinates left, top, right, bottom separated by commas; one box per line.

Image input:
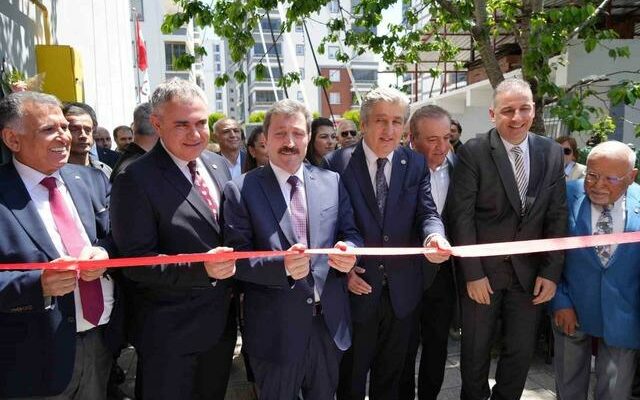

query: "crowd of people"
left=0, top=76, right=638, bottom=400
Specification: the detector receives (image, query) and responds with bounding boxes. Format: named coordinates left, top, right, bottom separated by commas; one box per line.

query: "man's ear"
left=488, top=107, right=496, bottom=123
left=1, top=127, right=20, bottom=153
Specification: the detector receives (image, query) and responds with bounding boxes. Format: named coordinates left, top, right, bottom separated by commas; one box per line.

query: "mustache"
left=278, top=146, right=299, bottom=155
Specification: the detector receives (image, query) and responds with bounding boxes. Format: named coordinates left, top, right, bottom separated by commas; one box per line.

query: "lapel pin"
left=211, top=164, right=218, bottom=170
left=400, top=159, right=406, bottom=165
left=75, top=175, right=81, bottom=179
left=635, top=207, right=640, bottom=214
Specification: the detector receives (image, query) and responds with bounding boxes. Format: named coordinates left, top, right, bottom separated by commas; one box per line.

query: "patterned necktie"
left=511, top=146, right=528, bottom=212
left=287, top=175, right=308, bottom=247
left=375, top=158, right=389, bottom=217
left=188, top=161, right=218, bottom=220
left=594, top=205, right=613, bottom=266
left=40, top=177, right=104, bottom=326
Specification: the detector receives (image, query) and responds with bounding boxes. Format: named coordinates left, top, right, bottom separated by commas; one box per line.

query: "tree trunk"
left=470, top=0, right=504, bottom=89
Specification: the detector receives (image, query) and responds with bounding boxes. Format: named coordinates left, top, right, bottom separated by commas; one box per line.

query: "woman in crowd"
left=243, top=126, right=269, bottom=172
left=556, top=135, right=586, bottom=180
left=306, top=117, right=337, bottom=166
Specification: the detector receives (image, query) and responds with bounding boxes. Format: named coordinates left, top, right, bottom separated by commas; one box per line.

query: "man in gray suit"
left=448, top=78, right=567, bottom=400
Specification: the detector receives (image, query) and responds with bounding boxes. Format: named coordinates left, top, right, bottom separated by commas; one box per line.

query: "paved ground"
left=115, top=333, right=593, bottom=399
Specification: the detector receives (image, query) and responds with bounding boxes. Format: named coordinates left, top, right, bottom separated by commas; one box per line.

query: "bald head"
left=585, top=141, right=638, bottom=206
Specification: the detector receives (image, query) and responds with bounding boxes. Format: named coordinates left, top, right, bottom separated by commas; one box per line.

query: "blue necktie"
left=376, top=158, right=388, bottom=217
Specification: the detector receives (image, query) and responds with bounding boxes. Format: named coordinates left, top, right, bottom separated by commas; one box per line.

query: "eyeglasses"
left=563, top=148, right=572, bottom=155
left=68, top=125, right=93, bottom=135
left=585, top=170, right=632, bottom=186
left=340, top=130, right=358, bottom=138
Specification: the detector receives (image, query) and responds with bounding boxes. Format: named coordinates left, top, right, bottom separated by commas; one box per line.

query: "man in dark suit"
left=0, top=91, right=122, bottom=399
left=110, top=102, right=158, bottom=181
left=400, top=105, right=457, bottom=400
left=110, top=78, right=236, bottom=400
left=448, top=78, right=567, bottom=400
left=214, top=117, right=246, bottom=179
left=93, top=126, right=120, bottom=168
left=223, top=99, right=362, bottom=399
left=324, top=87, right=451, bottom=400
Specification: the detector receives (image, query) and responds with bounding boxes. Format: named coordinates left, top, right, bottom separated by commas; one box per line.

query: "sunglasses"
left=563, top=148, right=573, bottom=155
left=340, top=130, right=358, bottom=138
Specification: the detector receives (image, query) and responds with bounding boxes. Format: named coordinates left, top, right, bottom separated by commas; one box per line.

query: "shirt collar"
left=362, top=140, right=394, bottom=166
left=500, top=134, right=529, bottom=154
left=270, top=161, right=305, bottom=188
left=13, top=157, right=63, bottom=191
left=430, top=153, right=451, bottom=173
left=161, top=139, right=191, bottom=169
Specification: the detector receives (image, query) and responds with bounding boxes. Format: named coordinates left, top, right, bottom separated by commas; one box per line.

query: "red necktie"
left=188, top=161, right=219, bottom=219
left=40, top=177, right=104, bottom=326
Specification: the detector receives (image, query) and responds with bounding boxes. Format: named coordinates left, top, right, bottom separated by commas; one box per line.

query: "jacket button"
left=383, top=235, right=389, bottom=242
left=306, top=298, right=313, bottom=304
left=378, top=264, right=384, bottom=271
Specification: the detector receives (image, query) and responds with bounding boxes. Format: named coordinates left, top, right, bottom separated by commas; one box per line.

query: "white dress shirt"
left=13, top=158, right=114, bottom=332
left=362, top=141, right=393, bottom=195
left=430, top=157, right=450, bottom=215
left=161, top=140, right=221, bottom=207
left=591, top=195, right=625, bottom=255
left=223, top=152, right=242, bottom=179
left=270, top=162, right=321, bottom=301
left=500, top=135, right=530, bottom=190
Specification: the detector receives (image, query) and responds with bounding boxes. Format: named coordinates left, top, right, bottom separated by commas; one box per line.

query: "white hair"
left=587, top=140, right=636, bottom=169
left=360, top=87, right=410, bottom=124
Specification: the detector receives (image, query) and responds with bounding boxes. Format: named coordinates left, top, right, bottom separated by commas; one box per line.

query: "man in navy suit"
left=110, top=79, right=236, bottom=400
left=400, top=105, right=458, bottom=400
left=223, top=99, right=363, bottom=399
left=551, top=141, right=640, bottom=400
left=324, top=87, right=451, bottom=400
left=0, top=91, right=121, bottom=399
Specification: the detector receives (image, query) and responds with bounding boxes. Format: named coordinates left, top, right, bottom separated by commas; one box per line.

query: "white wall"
left=0, top=0, right=137, bottom=131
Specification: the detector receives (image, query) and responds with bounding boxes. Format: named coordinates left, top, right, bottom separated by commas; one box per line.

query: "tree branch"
left=567, top=0, right=611, bottom=41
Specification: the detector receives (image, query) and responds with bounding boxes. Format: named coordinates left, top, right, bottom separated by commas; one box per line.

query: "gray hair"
left=0, top=91, right=61, bottom=131
left=133, top=102, right=155, bottom=136
left=150, top=78, right=208, bottom=112
left=263, top=99, right=312, bottom=135
left=492, top=78, right=533, bottom=106
left=409, top=105, right=452, bottom=140
left=360, top=87, right=410, bottom=124
left=587, top=140, right=637, bottom=169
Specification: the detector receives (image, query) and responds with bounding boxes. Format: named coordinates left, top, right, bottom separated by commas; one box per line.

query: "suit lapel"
left=200, top=151, right=230, bottom=195
left=525, top=134, right=544, bottom=213
left=60, top=167, right=96, bottom=241
left=385, top=147, right=408, bottom=224
left=349, top=143, right=383, bottom=227
left=154, top=144, right=220, bottom=234
left=609, top=185, right=640, bottom=265
left=489, top=129, right=523, bottom=215
left=0, top=163, right=59, bottom=260
left=304, top=165, right=320, bottom=249
left=258, top=165, right=298, bottom=247
left=573, top=187, right=601, bottom=265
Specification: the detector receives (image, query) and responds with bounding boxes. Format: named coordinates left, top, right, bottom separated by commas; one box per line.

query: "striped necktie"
left=511, top=145, right=528, bottom=212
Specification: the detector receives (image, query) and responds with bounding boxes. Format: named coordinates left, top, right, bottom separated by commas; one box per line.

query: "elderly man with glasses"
left=550, top=140, right=640, bottom=400
left=336, top=119, right=360, bottom=148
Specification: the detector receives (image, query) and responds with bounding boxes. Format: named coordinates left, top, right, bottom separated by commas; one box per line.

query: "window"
left=165, top=42, right=187, bottom=71
left=297, top=91, right=304, bottom=102
left=299, top=68, right=305, bottom=80
left=216, top=101, right=223, bottom=110
left=255, top=90, right=282, bottom=103
left=329, top=69, right=341, bottom=82
left=329, top=92, right=341, bottom=105
left=253, top=43, right=282, bottom=57
left=215, top=64, right=221, bottom=72
left=296, top=44, right=305, bottom=56
left=214, top=54, right=221, bottom=62
left=255, top=67, right=282, bottom=81
left=328, top=46, right=339, bottom=60
left=352, top=69, right=377, bottom=82
left=295, top=24, right=303, bottom=32
left=261, top=18, right=281, bottom=31
left=216, top=93, right=223, bottom=100
left=214, top=44, right=220, bottom=52
left=329, top=0, right=339, bottom=13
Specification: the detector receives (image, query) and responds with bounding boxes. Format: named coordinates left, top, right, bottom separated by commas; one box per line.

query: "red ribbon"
left=1, top=231, right=639, bottom=271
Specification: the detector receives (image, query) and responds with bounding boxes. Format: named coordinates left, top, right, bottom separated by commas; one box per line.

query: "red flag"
left=136, top=19, right=148, bottom=71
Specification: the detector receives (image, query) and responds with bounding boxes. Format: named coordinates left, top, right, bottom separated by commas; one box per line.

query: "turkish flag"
left=136, top=19, right=148, bottom=71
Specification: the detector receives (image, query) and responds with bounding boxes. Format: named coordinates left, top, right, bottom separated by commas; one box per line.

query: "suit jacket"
left=567, top=162, right=587, bottom=181
left=0, top=162, right=120, bottom=398
left=110, top=142, right=232, bottom=356
left=324, top=142, right=445, bottom=322
left=223, top=163, right=362, bottom=363
left=550, top=180, right=640, bottom=350
left=97, top=147, right=120, bottom=168
left=448, top=129, right=567, bottom=292
left=110, top=142, right=147, bottom=182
